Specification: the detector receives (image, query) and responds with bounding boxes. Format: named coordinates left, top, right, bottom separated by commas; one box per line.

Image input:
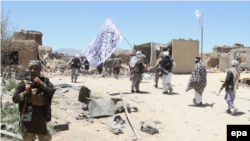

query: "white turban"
left=231, top=60, right=239, bottom=68
left=136, top=51, right=142, bottom=59
left=163, top=51, right=169, bottom=57
left=75, top=54, right=80, bottom=58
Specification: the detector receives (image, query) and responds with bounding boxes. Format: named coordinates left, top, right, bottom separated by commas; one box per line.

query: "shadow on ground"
left=109, top=91, right=150, bottom=96
left=188, top=103, right=216, bottom=108
left=231, top=112, right=246, bottom=116
left=162, top=92, right=180, bottom=95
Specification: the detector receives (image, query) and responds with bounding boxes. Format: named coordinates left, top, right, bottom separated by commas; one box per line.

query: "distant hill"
left=54, top=47, right=126, bottom=55
left=53, top=48, right=83, bottom=55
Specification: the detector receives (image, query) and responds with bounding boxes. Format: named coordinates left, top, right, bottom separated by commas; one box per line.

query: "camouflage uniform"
left=113, top=55, right=123, bottom=79
left=105, top=58, right=114, bottom=77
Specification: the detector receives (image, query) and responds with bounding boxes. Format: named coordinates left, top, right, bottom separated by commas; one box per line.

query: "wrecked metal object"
left=116, top=101, right=130, bottom=113
left=59, top=106, right=67, bottom=110
left=107, top=125, right=124, bottom=135
left=101, top=121, right=117, bottom=126
left=140, top=121, right=159, bottom=135
left=52, top=123, right=69, bottom=131
left=130, top=107, right=139, bottom=112
left=0, top=130, right=23, bottom=140
left=89, top=98, right=115, bottom=118
left=114, top=115, right=125, bottom=125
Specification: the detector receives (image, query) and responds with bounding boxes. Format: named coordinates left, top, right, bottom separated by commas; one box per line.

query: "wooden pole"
left=120, top=92, right=142, bottom=141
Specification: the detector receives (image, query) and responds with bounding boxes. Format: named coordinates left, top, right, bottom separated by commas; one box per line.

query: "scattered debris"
left=6, top=125, right=15, bottom=131
left=101, top=121, right=117, bottom=126
left=52, top=123, right=69, bottom=131
left=89, top=98, right=115, bottom=118
left=74, top=103, right=81, bottom=109
left=154, top=120, right=161, bottom=124
left=120, top=92, right=142, bottom=141
left=88, top=119, right=94, bottom=123
left=59, top=106, right=67, bottom=110
left=107, top=125, right=124, bottom=135
left=140, top=121, right=159, bottom=135
left=114, top=115, right=125, bottom=125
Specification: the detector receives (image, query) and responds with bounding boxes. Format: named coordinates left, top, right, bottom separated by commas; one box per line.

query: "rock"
left=88, top=119, right=94, bottom=123
left=6, top=125, right=15, bottom=131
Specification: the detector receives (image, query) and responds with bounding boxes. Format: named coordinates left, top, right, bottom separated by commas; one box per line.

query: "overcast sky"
left=2, top=1, right=250, bottom=53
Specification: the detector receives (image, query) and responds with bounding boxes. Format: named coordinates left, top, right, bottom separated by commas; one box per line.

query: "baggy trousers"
left=225, top=90, right=235, bottom=109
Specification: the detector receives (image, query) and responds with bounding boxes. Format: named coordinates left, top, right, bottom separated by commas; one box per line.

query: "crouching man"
left=12, top=60, right=56, bottom=141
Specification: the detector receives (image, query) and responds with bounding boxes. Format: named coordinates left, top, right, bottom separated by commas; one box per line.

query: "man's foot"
left=131, top=90, right=135, bottom=93
left=169, top=88, right=173, bottom=93
left=162, top=91, right=168, bottom=94
left=193, top=98, right=196, bottom=105
left=226, top=109, right=231, bottom=114
left=154, top=84, right=158, bottom=88
left=231, top=108, right=238, bottom=115
left=74, top=81, right=76, bottom=83
left=136, top=90, right=140, bottom=93
left=199, top=102, right=203, bottom=107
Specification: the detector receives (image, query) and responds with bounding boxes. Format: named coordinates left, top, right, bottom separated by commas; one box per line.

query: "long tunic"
left=186, top=62, right=207, bottom=95
left=12, top=76, right=55, bottom=135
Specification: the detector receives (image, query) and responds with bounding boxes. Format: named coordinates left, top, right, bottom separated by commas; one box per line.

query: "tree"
left=1, top=9, right=19, bottom=79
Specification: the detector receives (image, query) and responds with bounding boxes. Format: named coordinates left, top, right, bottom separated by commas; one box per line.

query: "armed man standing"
left=113, top=54, right=123, bottom=79
left=68, top=54, right=82, bottom=83
left=12, top=60, right=56, bottom=141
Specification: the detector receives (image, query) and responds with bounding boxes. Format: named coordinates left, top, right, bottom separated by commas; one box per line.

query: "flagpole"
left=201, top=27, right=203, bottom=61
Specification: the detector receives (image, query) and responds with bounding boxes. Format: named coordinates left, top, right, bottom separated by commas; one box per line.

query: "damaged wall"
left=14, top=29, right=43, bottom=45
left=38, top=45, right=52, bottom=59
left=229, top=48, right=250, bottom=69
left=11, top=40, right=39, bottom=67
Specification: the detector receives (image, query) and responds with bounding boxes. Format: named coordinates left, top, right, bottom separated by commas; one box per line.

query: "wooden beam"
left=0, top=130, right=23, bottom=140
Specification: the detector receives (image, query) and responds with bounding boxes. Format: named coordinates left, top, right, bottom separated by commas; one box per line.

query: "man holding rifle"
left=12, top=60, right=56, bottom=141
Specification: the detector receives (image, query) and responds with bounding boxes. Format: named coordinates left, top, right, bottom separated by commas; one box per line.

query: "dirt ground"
left=2, top=72, right=250, bottom=141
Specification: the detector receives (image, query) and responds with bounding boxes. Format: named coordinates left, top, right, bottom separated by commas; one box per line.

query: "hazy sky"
left=2, top=1, right=250, bottom=53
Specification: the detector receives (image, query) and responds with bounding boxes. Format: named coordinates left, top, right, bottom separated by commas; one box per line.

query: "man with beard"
left=222, top=60, right=240, bottom=115
left=128, top=51, right=145, bottom=93
left=12, top=60, right=56, bottom=141
left=68, top=54, right=82, bottom=83
left=161, top=51, right=173, bottom=94
left=186, top=57, right=207, bottom=106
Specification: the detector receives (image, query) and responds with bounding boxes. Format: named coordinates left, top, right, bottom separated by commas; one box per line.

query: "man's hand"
left=71, top=62, right=74, bottom=64
left=24, top=84, right=31, bottom=95
left=33, top=77, right=43, bottom=85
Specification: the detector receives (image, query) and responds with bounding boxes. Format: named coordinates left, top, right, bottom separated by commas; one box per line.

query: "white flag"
left=83, top=17, right=123, bottom=67
left=195, top=10, right=203, bottom=27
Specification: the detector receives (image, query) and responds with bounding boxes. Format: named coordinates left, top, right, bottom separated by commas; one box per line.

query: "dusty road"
left=46, top=73, right=250, bottom=141
left=2, top=73, right=249, bottom=141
